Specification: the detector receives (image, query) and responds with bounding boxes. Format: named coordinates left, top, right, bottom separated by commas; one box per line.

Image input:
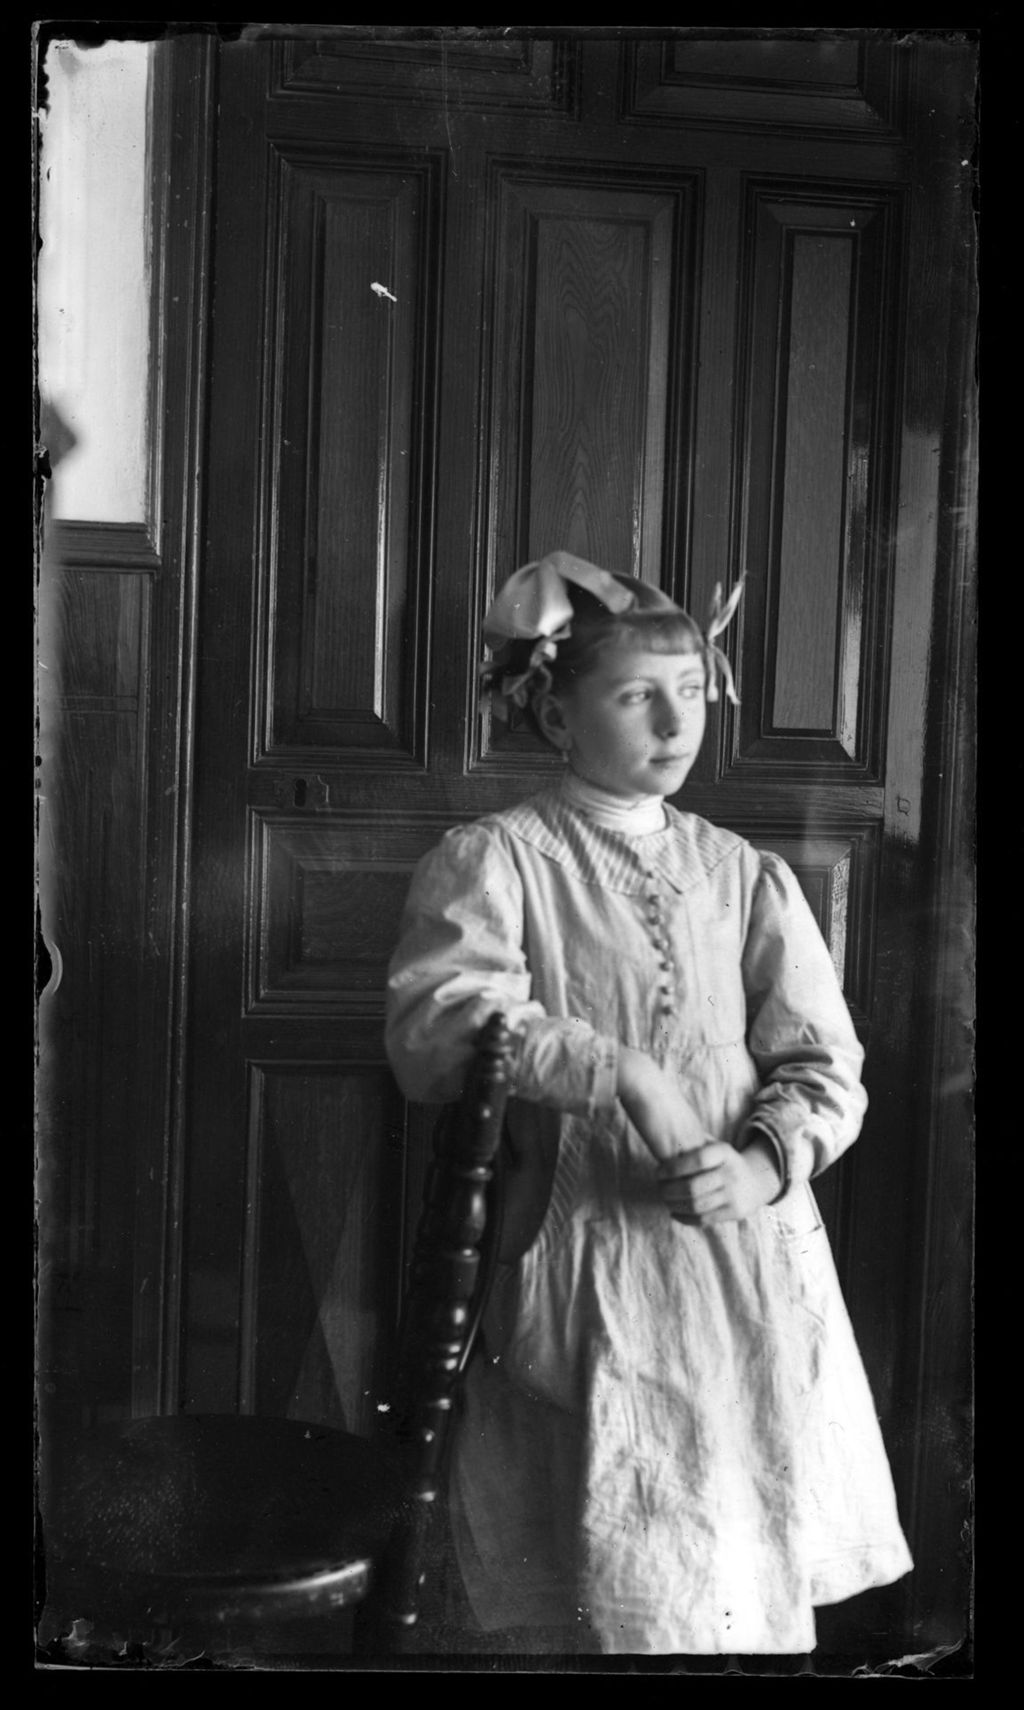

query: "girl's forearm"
left=617, top=1046, right=704, bottom=1162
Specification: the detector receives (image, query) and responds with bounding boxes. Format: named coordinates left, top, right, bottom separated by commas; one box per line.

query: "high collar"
left=560, top=768, right=668, bottom=835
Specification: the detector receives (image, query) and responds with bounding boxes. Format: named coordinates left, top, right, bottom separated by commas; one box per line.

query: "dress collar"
left=495, top=787, right=742, bottom=896
left=559, top=768, right=668, bottom=834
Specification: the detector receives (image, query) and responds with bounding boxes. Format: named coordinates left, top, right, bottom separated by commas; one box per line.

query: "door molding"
left=130, top=33, right=218, bottom=1416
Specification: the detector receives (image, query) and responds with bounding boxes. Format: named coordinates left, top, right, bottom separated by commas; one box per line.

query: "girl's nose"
left=654, top=697, right=683, bottom=735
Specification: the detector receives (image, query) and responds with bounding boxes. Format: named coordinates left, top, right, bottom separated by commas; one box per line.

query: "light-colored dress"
left=385, top=782, right=912, bottom=1655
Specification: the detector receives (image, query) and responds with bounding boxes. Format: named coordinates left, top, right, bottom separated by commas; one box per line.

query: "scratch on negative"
left=854, top=1642, right=964, bottom=1676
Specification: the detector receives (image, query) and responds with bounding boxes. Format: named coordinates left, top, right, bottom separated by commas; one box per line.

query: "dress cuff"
left=738, top=1124, right=789, bottom=1203
left=590, top=1032, right=619, bottom=1116
left=513, top=1019, right=619, bottom=1119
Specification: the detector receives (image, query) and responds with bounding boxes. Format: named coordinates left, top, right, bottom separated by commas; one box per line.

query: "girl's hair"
left=487, top=575, right=708, bottom=739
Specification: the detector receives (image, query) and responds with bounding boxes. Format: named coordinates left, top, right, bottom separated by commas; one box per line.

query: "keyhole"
left=293, top=778, right=307, bottom=807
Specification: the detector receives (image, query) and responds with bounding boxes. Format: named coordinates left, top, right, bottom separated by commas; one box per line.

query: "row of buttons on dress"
left=642, top=865, right=678, bottom=1033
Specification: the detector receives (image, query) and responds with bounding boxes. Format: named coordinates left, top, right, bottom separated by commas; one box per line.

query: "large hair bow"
left=482, top=551, right=637, bottom=713
left=482, top=550, right=635, bottom=648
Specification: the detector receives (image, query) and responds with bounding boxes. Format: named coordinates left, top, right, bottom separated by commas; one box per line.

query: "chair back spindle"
left=373, top=1012, right=513, bottom=1637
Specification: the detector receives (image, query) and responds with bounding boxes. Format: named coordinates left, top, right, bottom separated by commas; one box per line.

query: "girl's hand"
left=656, top=1135, right=783, bottom=1225
left=616, top=1046, right=705, bottom=1162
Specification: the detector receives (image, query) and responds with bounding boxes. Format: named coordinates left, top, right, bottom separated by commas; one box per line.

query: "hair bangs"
left=552, top=602, right=707, bottom=692
left=604, top=607, right=705, bottom=655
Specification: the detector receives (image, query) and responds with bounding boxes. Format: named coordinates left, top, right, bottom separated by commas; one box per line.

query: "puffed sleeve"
left=740, top=850, right=867, bottom=1189
left=385, top=822, right=619, bottom=1113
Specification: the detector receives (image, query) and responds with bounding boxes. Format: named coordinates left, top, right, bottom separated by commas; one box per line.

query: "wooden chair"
left=37, top=1013, right=513, bottom=1664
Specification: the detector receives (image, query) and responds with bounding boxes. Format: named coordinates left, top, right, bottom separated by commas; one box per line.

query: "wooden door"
left=162, top=29, right=973, bottom=1656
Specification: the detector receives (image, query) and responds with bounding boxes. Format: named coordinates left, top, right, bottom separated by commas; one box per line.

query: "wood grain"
left=491, top=175, right=678, bottom=579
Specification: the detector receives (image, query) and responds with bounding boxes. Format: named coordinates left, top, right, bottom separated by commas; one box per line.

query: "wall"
left=37, top=39, right=153, bottom=521
left=36, top=39, right=156, bottom=1431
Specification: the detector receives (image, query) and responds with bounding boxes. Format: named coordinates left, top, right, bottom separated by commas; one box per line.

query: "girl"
left=385, top=551, right=912, bottom=1657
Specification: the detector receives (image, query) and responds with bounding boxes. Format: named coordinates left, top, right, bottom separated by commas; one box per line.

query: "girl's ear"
left=534, top=691, right=573, bottom=751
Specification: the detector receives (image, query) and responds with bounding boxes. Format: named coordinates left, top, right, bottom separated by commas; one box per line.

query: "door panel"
left=736, top=184, right=901, bottom=776
left=276, top=34, right=579, bottom=114
left=489, top=174, right=682, bottom=577
left=248, top=814, right=454, bottom=1018
left=267, top=147, right=440, bottom=760
left=625, top=36, right=908, bottom=135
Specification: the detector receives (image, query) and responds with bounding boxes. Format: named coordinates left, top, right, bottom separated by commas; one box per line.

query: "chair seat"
left=43, top=1414, right=417, bottom=1627
left=39, top=1019, right=515, bottom=1655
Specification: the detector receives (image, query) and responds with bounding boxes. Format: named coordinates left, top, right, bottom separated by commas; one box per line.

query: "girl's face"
left=536, top=645, right=707, bottom=800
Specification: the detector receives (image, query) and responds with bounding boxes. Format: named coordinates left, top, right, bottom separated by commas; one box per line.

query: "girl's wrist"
left=616, top=1044, right=653, bottom=1104
left=739, top=1131, right=785, bottom=1204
